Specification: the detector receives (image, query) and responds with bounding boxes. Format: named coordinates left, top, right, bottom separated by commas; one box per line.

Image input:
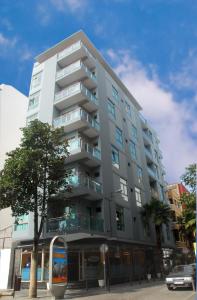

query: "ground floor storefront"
left=12, top=238, right=166, bottom=288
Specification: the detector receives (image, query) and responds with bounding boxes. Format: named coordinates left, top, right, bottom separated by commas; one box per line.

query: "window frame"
left=115, top=126, right=123, bottom=147
left=116, top=205, right=125, bottom=231
left=120, top=177, right=128, bottom=201
left=112, top=85, right=119, bottom=102
left=129, top=140, right=137, bottom=160
left=111, top=145, right=120, bottom=169
left=135, top=187, right=142, bottom=207
left=28, top=91, right=40, bottom=110
left=107, top=98, right=116, bottom=119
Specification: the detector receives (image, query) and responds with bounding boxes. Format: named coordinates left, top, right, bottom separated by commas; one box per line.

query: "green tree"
left=141, top=199, right=171, bottom=272
left=179, top=164, right=196, bottom=248
left=0, top=120, right=70, bottom=298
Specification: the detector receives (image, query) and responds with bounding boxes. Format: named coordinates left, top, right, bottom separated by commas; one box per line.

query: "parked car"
left=166, top=264, right=196, bottom=291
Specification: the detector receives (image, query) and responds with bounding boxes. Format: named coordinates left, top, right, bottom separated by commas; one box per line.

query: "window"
left=129, top=140, right=137, bottom=160
left=111, top=145, right=119, bottom=169
left=28, top=91, right=40, bottom=110
left=107, top=99, right=116, bottom=119
left=116, top=206, right=124, bottom=231
left=30, top=71, right=42, bottom=89
left=135, top=187, right=142, bottom=207
left=115, top=127, right=123, bottom=147
left=14, top=215, right=29, bottom=231
left=26, top=113, right=38, bottom=125
left=112, top=85, right=119, bottom=101
left=131, top=125, right=137, bottom=140
left=125, top=102, right=131, bottom=117
left=137, top=166, right=143, bottom=183
left=120, top=177, right=128, bottom=201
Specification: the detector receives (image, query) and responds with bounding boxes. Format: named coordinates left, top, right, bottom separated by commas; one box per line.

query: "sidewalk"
left=9, top=279, right=164, bottom=299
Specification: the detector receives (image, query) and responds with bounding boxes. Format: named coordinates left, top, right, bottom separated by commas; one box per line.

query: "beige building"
left=166, top=183, right=188, bottom=249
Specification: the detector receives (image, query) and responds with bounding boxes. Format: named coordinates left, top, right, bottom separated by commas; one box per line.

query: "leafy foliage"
left=178, top=164, right=196, bottom=241
left=0, top=119, right=70, bottom=235
left=141, top=198, right=171, bottom=227
left=0, top=120, right=70, bottom=298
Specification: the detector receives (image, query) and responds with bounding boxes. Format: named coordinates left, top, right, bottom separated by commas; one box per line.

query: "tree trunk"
left=155, top=225, right=163, bottom=274
left=29, top=241, right=38, bottom=298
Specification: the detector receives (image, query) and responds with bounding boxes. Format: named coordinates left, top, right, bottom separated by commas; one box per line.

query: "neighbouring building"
left=166, top=183, right=189, bottom=252
left=0, top=84, right=28, bottom=289
left=12, top=31, right=174, bottom=287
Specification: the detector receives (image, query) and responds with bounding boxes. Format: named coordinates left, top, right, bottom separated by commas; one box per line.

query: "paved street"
left=10, top=281, right=196, bottom=300
left=64, top=282, right=196, bottom=300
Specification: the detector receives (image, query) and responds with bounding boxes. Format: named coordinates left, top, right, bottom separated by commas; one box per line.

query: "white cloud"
left=0, top=32, right=33, bottom=61
left=37, top=4, right=51, bottom=26
left=0, top=33, right=17, bottom=47
left=105, top=49, right=197, bottom=182
left=0, top=33, right=17, bottom=57
left=170, top=49, right=197, bottom=91
left=50, top=0, right=87, bottom=13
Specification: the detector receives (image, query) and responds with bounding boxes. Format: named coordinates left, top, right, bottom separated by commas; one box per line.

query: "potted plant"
left=97, top=262, right=105, bottom=288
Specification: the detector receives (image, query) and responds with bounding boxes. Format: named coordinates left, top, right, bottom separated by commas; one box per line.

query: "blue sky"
left=0, top=0, right=196, bottom=182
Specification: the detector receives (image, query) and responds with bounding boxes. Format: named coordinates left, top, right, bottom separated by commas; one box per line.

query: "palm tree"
left=141, top=199, right=171, bottom=273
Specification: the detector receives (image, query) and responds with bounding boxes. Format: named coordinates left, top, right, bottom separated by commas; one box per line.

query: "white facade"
left=0, top=84, right=28, bottom=230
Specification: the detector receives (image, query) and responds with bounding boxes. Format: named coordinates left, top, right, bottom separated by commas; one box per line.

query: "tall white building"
left=0, top=84, right=27, bottom=289
left=12, top=31, right=175, bottom=286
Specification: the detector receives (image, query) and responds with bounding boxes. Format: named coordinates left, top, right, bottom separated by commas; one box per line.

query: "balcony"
left=47, top=214, right=104, bottom=236
left=150, top=188, right=159, bottom=199
left=145, top=147, right=154, bottom=163
left=56, top=60, right=97, bottom=90
left=66, top=138, right=101, bottom=167
left=147, top=166, right=157, bottom=181
left=143, top=130, right=153, bottom=146
left=57, top=41, right=96, bottom=69
left=54, top=82, right=98, bottom=112
left=63, top=173, right=103, bottom=200
left=53, top=108, right=100, bottom=138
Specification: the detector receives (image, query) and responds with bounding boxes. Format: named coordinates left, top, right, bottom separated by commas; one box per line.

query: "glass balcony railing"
left=56, top=60, right=96, bottom=83
left=57, top=41, right=95, bottom=63
left=57, top=41, right=81, bottom=60
left=53, top=108, right=100, bottom=131
left=68, top=138, right=101, bottom=160
left=144, top=148, right=153, bottom=160
left=66, top=173, right=102, bottom=194
left=47, top=214, right=104, bottom=234
left=143, top=131, right=153, bottom=144
left=147, top=166, right=157, bottom=179
left=54, top=82, right=98, bottom=106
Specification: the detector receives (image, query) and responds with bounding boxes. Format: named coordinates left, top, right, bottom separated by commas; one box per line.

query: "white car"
left=166, top=265, right=196, bottom=291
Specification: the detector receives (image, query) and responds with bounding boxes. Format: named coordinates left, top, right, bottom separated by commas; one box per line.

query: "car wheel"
left=167, top=285, right=173, bottom=290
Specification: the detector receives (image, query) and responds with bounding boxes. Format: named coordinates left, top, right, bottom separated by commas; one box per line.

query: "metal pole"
left=103, top=249, right=107, bottom=290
